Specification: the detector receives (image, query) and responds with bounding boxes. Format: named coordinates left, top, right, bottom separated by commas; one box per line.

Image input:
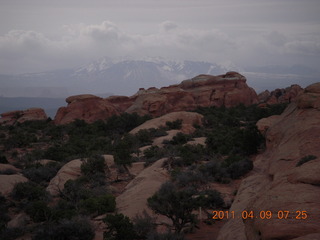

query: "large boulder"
left=129, top=111, right=203, bottom=135
left=46, top=159, right=82, bottom=196
left=116, top=158, right=169, bottom=219
left=0, top=174, right=28, bottom=196
left=54, top=94, right=119, bottom=125
left=217, top=83, right=320, bottom=240
left=127, top=72, right=258, bottom=117
left=0, top=108, right=47, bottom=125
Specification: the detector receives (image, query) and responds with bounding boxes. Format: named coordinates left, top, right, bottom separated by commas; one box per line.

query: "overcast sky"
left=0, top=0, right=320, bottom=74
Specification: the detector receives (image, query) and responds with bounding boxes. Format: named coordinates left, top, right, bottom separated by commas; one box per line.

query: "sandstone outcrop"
left=258, top=84, right=303, bottom=105
left=217, top=83, right=320, bottom=240
left=127, top=72, right=258, bottom=117
left=46, top=159, right=82, bottom=196
left=116, top=158, right=169, bottom=219
left=54, top=94, right=119, bottom=124
left=129, top=111, right=203, bottom=135
left=0, top=174, right=28, bottom=196
left=0, top=108, right=48, bottom=125
left=0, top=163, right=20, bottom=173
left=54, top=72, right=259, bottom=124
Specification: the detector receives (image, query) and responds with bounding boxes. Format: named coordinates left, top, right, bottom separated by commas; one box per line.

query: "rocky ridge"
left=258, top=84, right=303, bottom=105
left=217, top=82, right=320, bottom=240
left=0, top=108, right=47, bottom=125
left=53, top=72, right=259, bottom=124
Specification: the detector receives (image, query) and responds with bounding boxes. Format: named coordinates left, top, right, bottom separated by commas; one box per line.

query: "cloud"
left=0, top=21, right=239, bottom=73
left=0, top=20, right=319, bottom=74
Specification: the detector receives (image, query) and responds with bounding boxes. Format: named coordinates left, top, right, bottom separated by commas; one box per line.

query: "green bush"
left=0, top=227, right=24, bottom=240
left=81, top=155, right=106, bottom=177
left=133, top=211, right=156, bottom=239
left=32, top=217, right=95, bottom=240
left=169, top=133, right=191, bottom=145
left=166, top=119, right=183, bottom=130
left=79, top=194, right=116, bottom=215
left=11, top=181, right=47, bottom=201
left=296, top=155, right=317, bottom=167
left=61, top=179, right=91, bottom=204
left=0, top=154, right=8, bottom=164
left=25, top=200, right=52, bottom=222
left=23, top=162, right=62, bottom=184
left=226, top=158, right=253, bottom=179
left=196, top=189, right=224, bottom=209
left=103, top=213, right=137, bottom=240
left=51, top=200, right=77, bottom=221
left=148, top=182, right=198, bottom=233
left=0, top=193, right=10, bottom=233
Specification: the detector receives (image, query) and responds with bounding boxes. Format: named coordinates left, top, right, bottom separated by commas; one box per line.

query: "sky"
left=0, top=0, right=320, bottom=74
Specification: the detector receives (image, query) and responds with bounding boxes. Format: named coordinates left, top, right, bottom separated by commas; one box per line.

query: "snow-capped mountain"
left=0, top=57, right=319, bottom=99
left=66, top=57, right=235, bottom=95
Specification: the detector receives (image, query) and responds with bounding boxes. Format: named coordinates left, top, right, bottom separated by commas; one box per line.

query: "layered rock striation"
left=54, top=72, right=258, bottom=124
left=217, top=82, right=320, bottom=240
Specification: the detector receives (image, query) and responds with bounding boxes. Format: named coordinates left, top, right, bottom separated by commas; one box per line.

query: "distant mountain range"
left=0, top=57, right=234, bottom=98
left=0, top=57, right=319, bottom=117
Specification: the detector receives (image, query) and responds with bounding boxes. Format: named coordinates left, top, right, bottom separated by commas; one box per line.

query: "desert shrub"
left=4, top=132, right=37, bottom=149
left=0, top=227, right=24, bottom=240
left=240, top=124, right=264, bottom=155
left=23, top=162, right=62, bottom=184
left=148, top=182, right=198, bottom=233
left=174, top=170, right=206, bottom=188
left=50, top=200, right=77, bottom=221
left=133, top=211, right=157, bottom=240
left=135, top=129, right=153, bottom=147
left=25, top=200, right=52, bottom=222
left=166, top=119, right=183, bottom=130
left=0, top=168, right=17, bottom=175
left=11, top=181, right=47, bottom=201
left=198, top=160, right=230, bottom=183
left=106, top=112, right=152, bottom=135
left=61, top=179, right=91, bottom=204
left=79, top=194, right=115, bottom=215
left=296, top=155, right=317, bottom=167
left=196, top=189, right=224, bottom=209
left=144, top=146, right=161, bottom=159
left=32, top=217, right=95, bottom=240
left=103, top=213, right=137, bottom=240
left=226, top=158, right=253, bottom=179
left=169, top=133, right=192, bottom=145
left=177, top=144, right=206, bottom=166
left=0, top=154, right=8, bottom=163
left=0, top=193, right=10, bottom=233
left=81, top=155, right=106, bottom=177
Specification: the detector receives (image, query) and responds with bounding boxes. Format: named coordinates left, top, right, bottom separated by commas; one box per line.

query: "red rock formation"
left=126, top=72, right=258, bottom=117
left=54, top=72, right=259, bottom=124
left=218, top=82, right=320, bottom=240
left=0, top=108, right=47, bottom=125
left=54, top=94, right=119, bottom=125
left=258, top=84, right=303, bottom=104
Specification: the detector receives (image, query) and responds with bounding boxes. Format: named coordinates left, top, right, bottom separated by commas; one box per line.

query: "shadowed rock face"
left=54, top=72, right=259, bottom=124
left=217, top=83, right=320, bottom=240
left=0, top=108, right=47, bottom=125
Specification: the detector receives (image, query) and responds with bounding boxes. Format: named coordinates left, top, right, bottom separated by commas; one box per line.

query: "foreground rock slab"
left=218, top=82, right=320, bottom=240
